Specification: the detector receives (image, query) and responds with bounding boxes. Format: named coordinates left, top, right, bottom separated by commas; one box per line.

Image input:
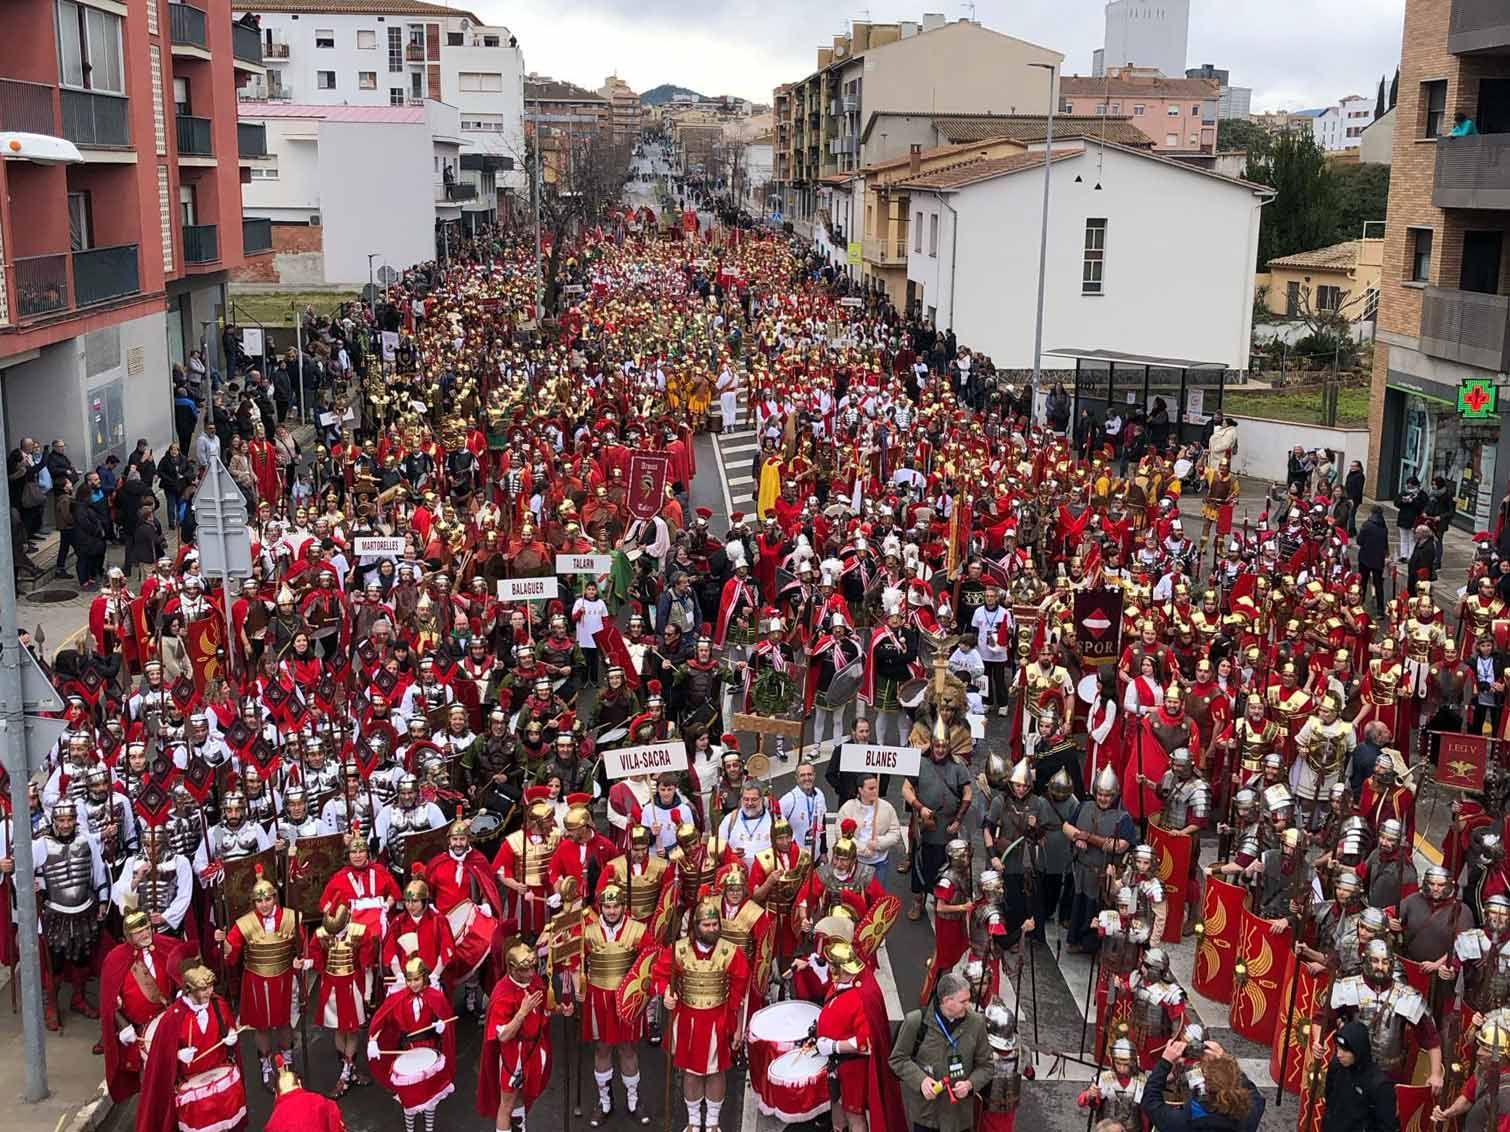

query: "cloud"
left=470, top=0, right=1405, bottom=111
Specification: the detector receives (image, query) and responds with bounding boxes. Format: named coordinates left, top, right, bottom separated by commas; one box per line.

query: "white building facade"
left=903, top=142, right=1268, bottom=372
left=1312, top=95, right=1376, bottom=151
left=1093, top=0, right=1190, bottom=79
left=233, top=1, right=525, bottom=216
left=237, top=100, right=462, bottom=284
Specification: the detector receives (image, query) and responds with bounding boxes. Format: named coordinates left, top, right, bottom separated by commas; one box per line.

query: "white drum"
left=747, top=1000, right=820, bottom=1106
left=175, top=1064, right=246, bottom=1132
left=391, top=1047, right=443, bottom=1086
left=760, top=1048, right=830, bottom=1124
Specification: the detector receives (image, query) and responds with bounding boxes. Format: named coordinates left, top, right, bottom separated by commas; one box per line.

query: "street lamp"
left=1028, top=60, right=1057, bottom=425
left=367, top=253, right=379, bottom=325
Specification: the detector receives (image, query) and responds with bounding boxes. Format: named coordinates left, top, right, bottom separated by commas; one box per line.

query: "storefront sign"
left=1459, top=377, right=1498, bottom=420
left=847, top=242, right=862, bottom=266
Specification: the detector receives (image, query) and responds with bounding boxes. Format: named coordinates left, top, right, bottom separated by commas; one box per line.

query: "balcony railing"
left=72, top=244, right=140, bottom=307
left=237, top=121, right=267, bottom=158
left=233, top=24, right=264, bottom=66
left=242, top=217, right=272, bottom=254
left=0, top=78, right=57, bottom=134
left=183, top=224, right=219, bottom=264
left=862, top=236, right=896, bottom=264
left=61, top=89, right=130, bottom=147
left=1450, top=0, right=1510, bottom=54
left=176, top=114, right=213, bottom=156
left=405, top=43, right=425, bottom=62
left=12, top=254, right=69, bottom=319
left=169, top=3, right=208, bottom=50
left=1420, top=286, right=1510, bottom=371
left=444, top=182, right=478, bottom=201
left=1434, top=133, right=1510, bottom=211
left=264, top=42, right=289, bottom=59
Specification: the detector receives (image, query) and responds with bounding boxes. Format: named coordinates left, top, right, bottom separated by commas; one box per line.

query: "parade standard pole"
left=0, top=395, right=50, bottom=1103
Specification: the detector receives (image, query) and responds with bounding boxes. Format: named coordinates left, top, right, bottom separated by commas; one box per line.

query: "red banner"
left=1123, top=720, right=1171, bottom=822
left=1148, top=823, right=1193, bottom=943
left=1269, top=950, right=1330, bottom=1094
left=1394, top=1084, right=1431, bottom=1132
left=186, top=614, right=225, bottom=693
left=1229, top=909, right=1291, bottom=1046
left=1074, top=589, right=1124, bottom=663
left=626, top=450, right=671, bottom=521
left=593, top=621, right=642, bottom=689
left=1193, top=876, right=1247, bottom=1004
left=1437, top=731, right=1491, bottom=792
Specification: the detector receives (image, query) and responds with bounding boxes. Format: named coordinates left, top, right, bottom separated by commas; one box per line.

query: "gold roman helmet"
left=824, top=938, right=865, bottom=977
left=449, top=813, right=472, bottom=839
left=694, top=894, right=722, bottom=924
left=182, top=965, right=216, bottom=994
left=404, top=871, right=430, bottom=903
left=251, top=863, right=277, bottom=903
left=772, top=816, right=793, bottom=840
left=403, top=955, right=430, bottom=982
left=599, top=882, right=626, bottom=909
left=322, top=902, right=351, bottom=936
left=675, top=822, right=701, bottom=851
left=628, top=824, right=653, bottom=850
left=123, top=909, right=151, bottom=938
left=505, top=941, right=536, bottom=980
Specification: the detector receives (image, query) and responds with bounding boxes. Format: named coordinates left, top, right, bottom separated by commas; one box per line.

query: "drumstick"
left=405, top=1016, right=458, bottom=1037
left=187, top=1026, right=252, bottom=1066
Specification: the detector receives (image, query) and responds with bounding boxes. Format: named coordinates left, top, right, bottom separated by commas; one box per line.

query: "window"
left=56, top=0, right=124, bottom=93
left=928, top=213, right=938, bottom=257
left=1364, top=288, right=1380, bottom=320
left=356, top=29, right=377, bottom=49
left=447, top=31, right=463, bottom=46
left=173, top=76, right=190, bottom=116
left=1060, top=101, right=1073, bottom=114
left=179, top=184, right=196, bottom=226
left=314, top=28, right=335, bottom=48
left=1317, top=285, right=1342, bottom=311
left=1133, top=104, right=1145, bottom=116
left=390, top=87, right=405, bottom=106
left=483, top=35, right=499, bottom=46
left=1191, top=105, right=1199, bottom=115
left=914, top=211, right=923, bottom=252
left=1285, top=280, right=1301, bottom=316
left=1167, top=105, right=1181, bottom=117
left=317, top=70, right=336, bottom=90
left=248, top=156, right=279, bottom=179
left=1409, top=227, right=1433, bottom=282
left=67, top=190, right=93, bottom=250
left=410, top=70, right=422, bottom=99
left=388, top=27, right=403, bottom=72
left=1109, top=102, right=1120, bottom=114
left=458, top=72, right=503, bottom=92
left=1082, top=218, right=1106, bottom=294
left=358, top=71, right=377, bottom=90
left=1165, top=133, right=1178, bottom=145
left=1422, top=80, right=1447, bottom=138
left=1095, top=103, right=1106, bottom=115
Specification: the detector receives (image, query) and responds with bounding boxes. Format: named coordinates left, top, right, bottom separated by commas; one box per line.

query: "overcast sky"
left=480, top=0, right=1405, bottom=113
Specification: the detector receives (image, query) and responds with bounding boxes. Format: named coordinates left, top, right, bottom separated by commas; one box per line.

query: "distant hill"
left=641, top=84, right=703, bottom=106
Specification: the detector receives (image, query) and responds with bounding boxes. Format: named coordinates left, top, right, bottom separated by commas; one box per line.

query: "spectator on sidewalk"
left=195, top=420, right=222, bottom=470
left=1396, top=476, right=1426, bottom=562
left=1208, top=417, right=1239, bottom=467
left=53, top=478, right=76, bottom=580
left=158, top=443, right=190, bottom=531
left=1345, top=460, right=1365, bottom=533
left=174, top=386, right=199, bottom=453
left=1330, top=484, right=1355, bottom=535
left=1356, top=506, right=1390, bottom=615
left=1407, top=523, right=1439, bottom=588
left=72, top=487, right=107, bottom=589
left=1286, top=446, right=1314, bottom=494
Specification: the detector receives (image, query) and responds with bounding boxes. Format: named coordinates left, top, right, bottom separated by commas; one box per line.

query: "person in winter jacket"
left=1141, top=1036, right=1263, bottom=1132
left=1321, top=1020, right=1398, bottom=1132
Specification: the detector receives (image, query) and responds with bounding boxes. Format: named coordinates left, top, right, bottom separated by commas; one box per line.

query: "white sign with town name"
left=354, top=536, right=407, bottom=557
left=839, top=743, right=922, bottom=777
left=600, top=741, right=689, bottom=780
left=496, top=576, right=559, bottom=602
left=557, top=554, right=614, bottom=576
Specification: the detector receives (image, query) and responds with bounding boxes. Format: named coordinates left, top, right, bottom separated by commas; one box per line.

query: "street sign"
left=376, top=265, right=400, bottom=285
left=193, top=459, right=253, bottom=578
left=19, top=647, right=63, bottom=713
left=21, top=717, right=69, bottom=773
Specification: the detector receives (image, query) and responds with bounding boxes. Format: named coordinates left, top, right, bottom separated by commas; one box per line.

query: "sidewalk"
left=0, top=971, right=110, bottom=1132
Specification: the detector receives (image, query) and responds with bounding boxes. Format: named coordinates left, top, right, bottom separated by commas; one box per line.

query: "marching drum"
left=444, top=899, right=497, bottom=981
left=746, top=1000, right=820, bottom=1101
left=176, top=1064, right=246, bottom=1132
left=760, top=1048, right=830, bottom=1124
left=391, top=1047, right=442, bottom=1085
left=125, top=1011, right=164, bottom=1073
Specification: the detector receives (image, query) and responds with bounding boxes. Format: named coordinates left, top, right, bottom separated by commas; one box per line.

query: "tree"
left=523, top=128, right=630, bottom=317
left=1389, top=67, right=1399, bottom=110
left=1327, top=163, right=1390, bottom=245
left=1375, top=75, right=1386, bottom=122
left=1218, top=118, right=1273, bottom=160
left=1246, top=130, right=1339, bottom=268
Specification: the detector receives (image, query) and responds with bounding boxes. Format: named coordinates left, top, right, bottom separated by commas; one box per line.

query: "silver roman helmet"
left=1093, top=764, right=1121, bottom=798
left=984, top=998, right=1018, bottom=1052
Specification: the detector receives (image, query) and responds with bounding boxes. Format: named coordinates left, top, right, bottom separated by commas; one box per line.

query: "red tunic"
left=477, top=975, right=553, bottom=1114
left=101, top=936, right=184, bottom=1101
left=380, top=909, right=454, bottom=984
left=265, top=1087, right=345, bottom=1132
left=368, top=985, right=456, bottom=1114
left=816, top=982, right=870, bottom=1111
left=548, top=834, right=617, bottom=895
left=223, top=909, right=298, bottom=1030
left=580, top=915, right=648, bottom=1045
left=491, top=833, right=554, bottom=935
left=137, top=996, right=247, bottom=1132
left=652, top=938, right=750, bottom=1075
left=920, top=874, right=969, bottom=1004
left=308, top=925, right=374, bottom=1031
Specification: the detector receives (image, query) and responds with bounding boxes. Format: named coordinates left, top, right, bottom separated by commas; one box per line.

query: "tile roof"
left=898, top=150, right=1078, bottom=190
left=236, top=0, right=481, bottom=19
left=525, top=78, right=608, bottom=104
left=1266, top=240, right=1362, bottom=271
left=1060, top=74, right=1220, bottom=100
left=237, top=101, right=426, bottom=123
left=933, top=113, right=1154, bottom=148
left=862, top=138, right=1024, bottom=176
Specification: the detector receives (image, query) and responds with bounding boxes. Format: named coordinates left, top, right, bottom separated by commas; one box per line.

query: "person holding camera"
left=1140, top=1036, right=1265, bottom=1132
left=889, top=972, right=994, bottom=1132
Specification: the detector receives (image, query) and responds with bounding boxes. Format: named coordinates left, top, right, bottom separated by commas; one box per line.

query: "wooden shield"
left=1270, top=949, right=1330, bottom=1094
left=1394, top=1084, right=1432, bottom=1132
left=222, top=846, right=281, bottom=923
left=285, top=833, right=348, bottom=917
left=1229, top=909, right=1290, bottom=1046
left=853, top=894, right=901, bottom=963
left=1147, top=823, right=1192, bottom=943
left=1193, top=876, right=1247, bottom=1005
left=615, top=947, right=658, bottom=1023
left=402, top=825, right=453, bottom=876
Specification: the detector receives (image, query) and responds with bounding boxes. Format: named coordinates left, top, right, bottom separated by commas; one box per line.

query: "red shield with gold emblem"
left=1193, top=876, right=1247, bottom=1004
left=1437, top=731, right=1490, bottom=792
left=186, top=614, right=225, bottom=693
left=616, top=947, right=657, bottom=1024
left=1147, top=824, right=1192, bottom=943
left=626, top=451, right=671, bottom=521
left=853, top=894, right=901, bottom=963
left=1394, top=1084, right=1432, bottom=1132
left=1229, top=909, right=1290, bottom=1045
left=1269, top=950, right=1330, bottom=1094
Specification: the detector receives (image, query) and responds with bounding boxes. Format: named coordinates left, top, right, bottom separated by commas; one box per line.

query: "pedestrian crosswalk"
left=715, top=403, right=761, bottom=518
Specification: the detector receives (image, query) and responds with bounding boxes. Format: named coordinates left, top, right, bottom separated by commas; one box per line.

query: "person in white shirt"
left=717, top=365, right=740, bottom=434
left=836, top=773, right=903, bottom=872
left=572, top=580, right=609, bottom=682
left=112, top=828, right=194, bottom=931
left=971, top=585, right=1013, bottom=716
left=778, top=763, right=828, bottom=858
left=718, top=783, right=774, bottom=870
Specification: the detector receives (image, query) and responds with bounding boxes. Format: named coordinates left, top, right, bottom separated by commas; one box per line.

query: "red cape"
left=101, top=935, right=185, bottom=1101
left=266, top=1087, right=345, bottom=1132
left=859, top=969, right=909, bottom=1132
left=367, top=984, right=457, bottom=1095
left=136, top=996, right=236, bottom=1132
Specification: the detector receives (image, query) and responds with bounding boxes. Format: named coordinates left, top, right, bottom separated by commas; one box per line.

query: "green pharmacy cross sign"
left=1459, top=377, right=1499, bottom=420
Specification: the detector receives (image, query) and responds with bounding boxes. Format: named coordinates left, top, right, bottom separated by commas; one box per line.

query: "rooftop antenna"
left=963, top=1, right=976, bottom=19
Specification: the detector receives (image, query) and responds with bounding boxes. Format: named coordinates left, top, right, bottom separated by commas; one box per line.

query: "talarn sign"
left=496, top=577, right=560, bottom=602
left=601, top=741, right=689, bottom=780
left=557, top=554, right=614, bottom=575
left=838, top=743, right=922, bottom=776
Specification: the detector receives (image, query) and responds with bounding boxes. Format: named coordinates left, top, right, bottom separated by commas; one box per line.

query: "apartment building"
left=523, top=77, right=611, bottom=185
left=1367, top=0, right=1510, bottom=530
left=1093, top=0, right=1189, bottom=80
left=1059, top=68, right=1219, bottom=152
left=0, top=0, right=257, bottom=468
left=233, top=0, right=525, bottom=215
left=1312, top=94, right=1376, bottom=152
left=770, top=14, right=1061, bottom=236
left=598, top=74, right=641, bottom=143
left=1185, top=64, right=1252, bottom=121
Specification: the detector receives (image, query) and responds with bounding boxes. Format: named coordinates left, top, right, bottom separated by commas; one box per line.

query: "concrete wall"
left=1360, top=107, right=1395, bottom=165
left=1102, top=0, right=1190, bottom=79
left=241, top=118, right=321, bottom=216
left=318, top=120, right=434, bottom=284
left=1224, top=415, right=1371, bottom=485
left=863, top=21, right=1061, bottom=119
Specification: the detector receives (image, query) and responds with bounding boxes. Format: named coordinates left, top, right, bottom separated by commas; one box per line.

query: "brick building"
left=1366, top=0, right=1510, bottom=530
left=1, top=0, right=258, bottom=467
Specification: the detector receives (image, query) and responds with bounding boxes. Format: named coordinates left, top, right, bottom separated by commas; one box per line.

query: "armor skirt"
left=727, top=627, right=757, bottom=647
left=873, top=678, right=902, bottom=712
left=43, top=907, right=100, bottom=964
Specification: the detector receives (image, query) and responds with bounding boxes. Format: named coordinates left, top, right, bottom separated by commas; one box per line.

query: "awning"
left=1045, top=347, right=1229, bottom=370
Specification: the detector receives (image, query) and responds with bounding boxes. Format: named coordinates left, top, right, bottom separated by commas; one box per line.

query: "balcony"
left=61, top=90, right=130, bottom=147
left=405, top=43, right=426, bottom=62
left=169, top=4, right=208, bottom=51
left=0, top=78, right=57, bottom=134
left=176, top=114, right=213, bottom=156
left=72, top=244, right=140, bottom=307
left=12, top=254, right=69, bottom=319
left=264, top=42, right=290, bottom=60
left=233, top=24, right=264, bottom=67
left=842, top=94, right=858, bottom=113
left=242, top=217, right=273, bottom=255
left=443, top=182, right=477, bottom=201
left=183, top=224, right=219, bottom=265
left=1434, top=133, right=1510, bottom=210
left=1420, top=287, right=1510, bottom=371
left=1450, top=0, right=1510, bottom=54
left=862, top=235, right=901, bottom=264
left=237, top=121, right=267, bottom=158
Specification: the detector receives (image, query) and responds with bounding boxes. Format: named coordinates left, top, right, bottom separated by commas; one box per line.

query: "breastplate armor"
left=1405, top=622, right=1437, bottom=662
left=278, top=816, right=324, bottom=844
left=1302, top=721, right=1350, bottom=775
left=673, top=938, right=736, bottom=1008
left=302, top=763, right=341, bottom=802
left=1369, top=664, right=1401, bottom=705
left=584, top=919, right=647, bottom=990
left=1234, top=822, right=1262, bottom=862
left=168, top=815, right=202, bottom=860
left=1130, top=977, right=1183, bottom=1046
left=683, top=665, right=720, bottom=704
left=85, top=797, right=122, bottom=859
left=1333, top=977, right=1425, bottom=1072
left=509, top=831, right=558, bottom=887
left=610, top=857, right=667, bottom=920
left=41, top=835, right=96, bottom=912
left=386, top=804, right=431, bottom=838
left=1096, top=1073, right=1144, bottom=1128
left=245, top=792, right=277, bottom=826
left=236, top=909, right=297, bottom=977
left=138, top=859, right=181, bottom=915
left=720, top=901, right=763, bottom=954
left=1235, top=720, right=1281, bottom=773
left=213, top=822, right=264, bottom=860
left=985, top=1052, right=1021, bottom=1112
left=1162, top=778, right=1210, bottom=828
left=318, top=924, right=365, bottom=977
left=757, top=849, right=810, bottom=912
left=540, top=638, right=575, bottom=670
left=1149, top=717, right=1193, bottom=758
left=817, top=862, right=875, bottom=916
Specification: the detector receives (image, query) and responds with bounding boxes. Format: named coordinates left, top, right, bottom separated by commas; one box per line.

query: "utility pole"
left=1029, top=61, right=1057, bottom=425
left=0, top=394, right=51, bottom=1104
left=292, top=300, right=306, bottom=424
left=532, top=111, right=544, bottom=319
